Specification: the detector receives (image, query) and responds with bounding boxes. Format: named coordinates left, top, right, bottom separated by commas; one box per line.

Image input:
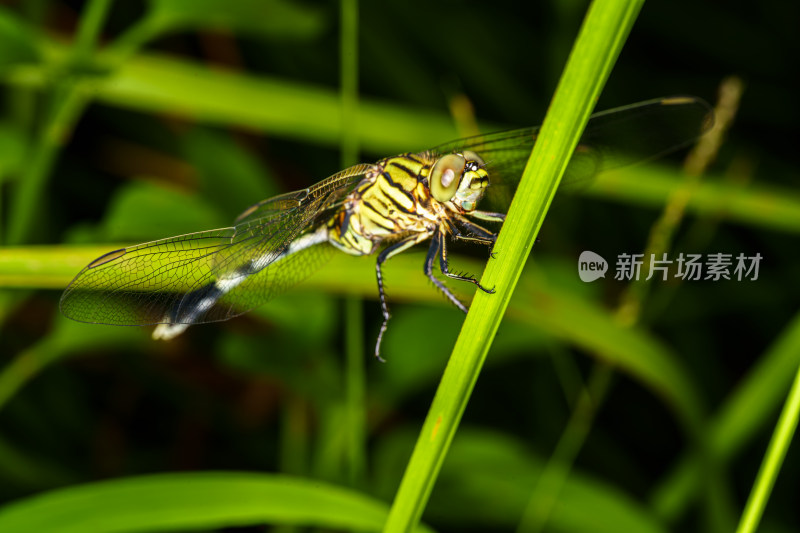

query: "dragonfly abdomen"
left=152, top=226, right=331, bottom=339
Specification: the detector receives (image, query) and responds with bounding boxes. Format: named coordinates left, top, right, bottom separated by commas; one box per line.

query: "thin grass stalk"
left=383, top=0, right=644, bottom=530
left=6, top=0, right=112, bottom=245
left=735, top=361, right=800, bottom=533
left=340, top=0, right=366, bottom=487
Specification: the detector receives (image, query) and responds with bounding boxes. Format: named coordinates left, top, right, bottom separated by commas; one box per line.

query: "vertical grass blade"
left=383, top=0, right=645, bottom=531
left=6, top=0, right=112, bottom=244
left=340, top=0, right=366, bottom=487
left=734, top=362, right=800, bottom=533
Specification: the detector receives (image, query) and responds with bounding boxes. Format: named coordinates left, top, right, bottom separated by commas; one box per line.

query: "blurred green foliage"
left=0, top=0, right=799, bottom=532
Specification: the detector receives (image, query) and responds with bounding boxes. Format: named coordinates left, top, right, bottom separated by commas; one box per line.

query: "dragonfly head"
left=430, top=150, right=489, bottom=212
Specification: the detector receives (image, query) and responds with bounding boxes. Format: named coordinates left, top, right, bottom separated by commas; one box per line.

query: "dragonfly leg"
left=375, top=232, right=431, bottom=361
left=425, top=233, right=469, bottom=313
left=437, top=232, right=496, bottom=294
left=465, top=211, right=503, bottom=255
left=468, top=210, right=506, bottom=223
left=452, top=217, right=497, bottom=247
left=448, top=219, right=497, bottom=258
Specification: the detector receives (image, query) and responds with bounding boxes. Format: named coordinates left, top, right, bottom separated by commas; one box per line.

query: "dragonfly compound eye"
left=431, top=153, right=466, bottom=202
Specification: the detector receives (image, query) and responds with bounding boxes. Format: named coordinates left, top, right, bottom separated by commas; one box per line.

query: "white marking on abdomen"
left=153, top=225, right=331, bottom=340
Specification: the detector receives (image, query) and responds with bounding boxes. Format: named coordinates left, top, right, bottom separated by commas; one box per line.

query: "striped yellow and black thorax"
left=327, top=151, right=491, bottom=256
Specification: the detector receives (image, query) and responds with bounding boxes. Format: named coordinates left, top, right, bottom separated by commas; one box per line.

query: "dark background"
left=0, top=0, right=798, bottom=532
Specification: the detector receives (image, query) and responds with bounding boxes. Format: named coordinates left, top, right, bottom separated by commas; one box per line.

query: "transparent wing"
left=61, top=228, right=237, bottom=325
left=213, top=163, right=374, bottom=281
left=427, top=96, right=714, bottom=200
left=233, top=163, right=374, bottom=227
left=60, top=164, right=375, bottom=326
left=218, top=240, right=337, bottom=316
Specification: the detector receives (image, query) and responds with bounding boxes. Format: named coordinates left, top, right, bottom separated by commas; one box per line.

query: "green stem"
left=72, top=0, right=114, bottom=64
left=340, top=0, right=359, bottom=168
left=735, top=361, right=800, bottom=533
left=340, top=0, right=365, bottom=487
left=0, top=344, right=54, bottom=412
left=6, top=0, right=113, bottom=245
left=344, top=297, right=366, bottom=485
left=383, top=0, right=644, bottom=530
left=7, top=82, right=92, bottom=245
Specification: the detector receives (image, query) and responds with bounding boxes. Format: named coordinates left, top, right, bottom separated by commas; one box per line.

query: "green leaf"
left=181, top=127, right=278, bottom=219
left=146, top=0, right=325, bottom=39
left=0, top=8, right=41, bottom=67
left=5, top=50, right=469, bottom=153
left=101, top=181, right=227, bottom=241
left=100, top=53, right=463, bottom=153
left=0, top=472, right=434, bottom=533
left=586, top=164, right=800, bottom=234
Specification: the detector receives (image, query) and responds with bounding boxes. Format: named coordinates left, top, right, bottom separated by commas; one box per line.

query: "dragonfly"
left=60, top=96, right=713, bottom=359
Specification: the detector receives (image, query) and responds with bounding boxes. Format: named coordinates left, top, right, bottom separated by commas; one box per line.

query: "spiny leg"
left=374, top=232, right=430, bottom=361
left=453, top=215, right=502, bottom=258
left=425, top=233, right=469, bottom=313
left=461, top=212, right=542, bottom=248
left=469, top=210, right=506, bottom=223
left=451, top=218, right=497, bottom=246
left=438, top=231, right=496, bottom=294
left=467, top=210, right=505, bottom=256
